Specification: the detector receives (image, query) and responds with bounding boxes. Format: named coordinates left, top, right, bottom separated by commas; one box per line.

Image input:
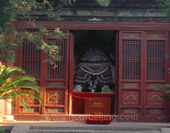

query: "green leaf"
left=0, top=65, right=42, bottom=108
left=96, top=0, right=111, bottom=7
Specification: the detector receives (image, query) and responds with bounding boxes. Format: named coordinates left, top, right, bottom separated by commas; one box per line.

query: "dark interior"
left=72, top=30, right=116, bottom=114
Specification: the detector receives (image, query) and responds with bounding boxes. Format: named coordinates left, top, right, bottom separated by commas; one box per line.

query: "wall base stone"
left=0, top=100, right=5, bottom=122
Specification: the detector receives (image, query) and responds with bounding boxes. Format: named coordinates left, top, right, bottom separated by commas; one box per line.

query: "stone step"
left=27, top=130, right=93, bottom=133
left=28, top=131, right=162, bottom=133
left=27, top=131, right=162, bottom=133
left=29, top=126, right=162, bottom=131
left=11, top=126, right=169, bottom=133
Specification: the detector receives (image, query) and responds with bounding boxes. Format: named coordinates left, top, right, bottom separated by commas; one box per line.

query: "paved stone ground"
left=0, top=126, right=13, bottom=133
left=0, top=121, right=170, bottom=133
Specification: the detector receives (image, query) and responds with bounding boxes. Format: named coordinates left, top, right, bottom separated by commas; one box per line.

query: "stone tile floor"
left=0, top=121, right=170, bottom=133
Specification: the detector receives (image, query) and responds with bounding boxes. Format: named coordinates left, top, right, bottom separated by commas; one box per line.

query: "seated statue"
left=73, top=48, right=115, bottom=93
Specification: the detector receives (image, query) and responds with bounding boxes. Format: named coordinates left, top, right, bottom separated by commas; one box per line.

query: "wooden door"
left=118, top=31, right=168, bottom=120
left=118, top=31, right=144, bottom=116
left=42, top=31, right=69, bottom=114
left=14, top=37, right=42, bottom=114
left=143, top=31, right=168, bottom=116
left=14, top=30, right=70, bottom=115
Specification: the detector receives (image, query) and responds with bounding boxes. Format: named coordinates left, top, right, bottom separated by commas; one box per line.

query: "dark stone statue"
left=73, top=48, right=115, bottom=93
left=73, top=30, right=115, bottom=93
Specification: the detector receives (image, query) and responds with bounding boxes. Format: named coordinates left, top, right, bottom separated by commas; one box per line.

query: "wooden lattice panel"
left=122, top=40, right=141, bottom=80
left=47, top=39, right=66, bottom=79
left=22, top=40, right=41, bottom=79
left=147, top=40, right=165, bottom=80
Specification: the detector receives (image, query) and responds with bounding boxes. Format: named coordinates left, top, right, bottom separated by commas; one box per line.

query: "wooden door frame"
left=68, top=30, right=118, bottom=115
left=68, top=32, right=74, bottom=114
left=15, top=21, right=170, bottom=119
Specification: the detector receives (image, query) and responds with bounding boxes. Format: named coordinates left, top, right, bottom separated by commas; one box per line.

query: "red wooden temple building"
left=1, top=0, right=170, bottom=122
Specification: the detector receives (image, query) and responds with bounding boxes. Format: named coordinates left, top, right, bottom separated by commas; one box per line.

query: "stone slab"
left=161, top=128, right=170, bottom=133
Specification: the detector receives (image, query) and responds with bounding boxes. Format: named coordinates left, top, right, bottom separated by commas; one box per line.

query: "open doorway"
left=71, top=30, right=116, bottom=115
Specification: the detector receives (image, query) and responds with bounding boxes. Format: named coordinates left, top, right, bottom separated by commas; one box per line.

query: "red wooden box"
left=84, top=98, right=111, bottom=115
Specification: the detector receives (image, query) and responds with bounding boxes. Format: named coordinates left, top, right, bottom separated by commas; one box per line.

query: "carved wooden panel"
left=19, top=107, right=39, bottom=113
left=148, top=93, right=163, bottom=105
left=47, top=81, right=65, bottom=87
left=46, top=107, right=64, bottom=113
left=123, top=108, right=140, bottom=114
left=123, top=82, right=140, bottom=88
left=122, top=91, right=140, bottom=105
left=145, top=32, right=167, bottom=39
left=145, top=109, right=166, bottom=115
left=21, top=89, right=39, bottom=105
left=122, top=32, right=142, bottom=38
left=145, top=92, right=166, bottom=106
left=147, top=83, right=164, bottom=89
left=46, top=89, right=65, bottom=105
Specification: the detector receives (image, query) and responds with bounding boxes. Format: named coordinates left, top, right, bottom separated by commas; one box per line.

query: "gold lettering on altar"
left=94, top=111, right=102, bottom=115
left=91, top=102, right=104, bottom=107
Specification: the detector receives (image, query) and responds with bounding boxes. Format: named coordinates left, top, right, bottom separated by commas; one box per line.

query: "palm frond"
left=0, top=65, right=42, bottom=111
left=3, top=77, right=38, bottom=91
left=12, top=98, right=30, bottom=112
left=161, top=95, right=170, bottom=101
left=156, top=84, right=170, bottom=93
left=0, top=65, right=25, bottom=86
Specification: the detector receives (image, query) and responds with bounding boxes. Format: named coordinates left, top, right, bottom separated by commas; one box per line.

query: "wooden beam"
left=16, top=21, right=170, bottom=31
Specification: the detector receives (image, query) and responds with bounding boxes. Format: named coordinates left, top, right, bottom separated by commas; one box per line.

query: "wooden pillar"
left=0, top=62, right=5, bottom=120
left=4, top=62, right=14, bottom=116
left=0, top=62, right=4, bottom=121
left=0, top=100, right=5, bottom=122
